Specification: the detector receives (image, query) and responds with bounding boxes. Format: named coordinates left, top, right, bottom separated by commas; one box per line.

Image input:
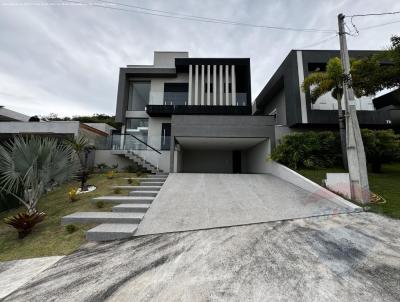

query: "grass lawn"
left=297, top=163, right=400, bottom=219
left=0, top=172, right=139, bottom=262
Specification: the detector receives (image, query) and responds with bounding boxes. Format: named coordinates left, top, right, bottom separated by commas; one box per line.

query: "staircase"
left=61, top=173, right=168, bottom=241
left=122, top=150, right=161, bottom=174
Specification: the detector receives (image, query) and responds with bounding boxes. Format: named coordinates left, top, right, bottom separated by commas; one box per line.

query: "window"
left=164, top=83, right=188, bottom=105
left=126, top=118, right=148, bottom=130
left=128, top=81, right=151, bottom=111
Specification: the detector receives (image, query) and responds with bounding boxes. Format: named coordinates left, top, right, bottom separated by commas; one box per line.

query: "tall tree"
left=302, top=57, right=348, bottom=168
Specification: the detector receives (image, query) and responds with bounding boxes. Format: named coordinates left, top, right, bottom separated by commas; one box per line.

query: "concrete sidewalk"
left=135, top=173, right=358, bottom=235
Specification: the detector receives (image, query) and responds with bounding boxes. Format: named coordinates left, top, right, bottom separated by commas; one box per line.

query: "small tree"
left=302, top=57, right=348, bottom=168
left=66, top=136, right=95, bottom=191
left=352, top=35, right=400, bottom=96
left=361, top=129, right=400, bottom=173
left=0, top=136, right=75, bottom=214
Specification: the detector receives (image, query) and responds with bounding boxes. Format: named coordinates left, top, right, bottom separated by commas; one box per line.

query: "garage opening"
left=175, top=137, right=269, bottom=174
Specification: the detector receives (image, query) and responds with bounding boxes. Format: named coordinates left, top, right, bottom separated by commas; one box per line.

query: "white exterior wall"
left=94, top=150, right=133, bottom=171
left=243, top=140, right=271, bottom=173
left=150, top=73, right=189, bottom=105
left=311, top=94, right=375, bottom=111
left=147, top=117, right=171, bottom=149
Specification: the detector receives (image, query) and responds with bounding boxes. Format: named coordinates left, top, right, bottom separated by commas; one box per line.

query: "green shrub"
left=95, top=201, right=105, bottom=209
left=271, top=131, right=341, bottom=169
left=361, top=129, right=400, bottom=173
left=65, top=224, right=78, bottom=234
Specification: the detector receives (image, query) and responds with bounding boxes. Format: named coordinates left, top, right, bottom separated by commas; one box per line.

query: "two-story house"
left=253, top=50, right=400, bottom=143
left=113, top=51, right=275, bottom=173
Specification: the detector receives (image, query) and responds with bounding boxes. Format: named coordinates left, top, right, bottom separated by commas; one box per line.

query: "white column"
left=188, top=65, right=192, bottom=105
left=201, top=65, right=205, bottom=105
left=231, top=65, right=236, bottom=106
left=120, top=125, right=126, bottom=150
left=213, top=65, right=217, bottom=105
left=219, top=65, right=223, bottom=105
left=194, top=65, right=199, bottom=105
left=206, top=65, right=211, bottom=105
left=225, top=65, right=230, bottom=105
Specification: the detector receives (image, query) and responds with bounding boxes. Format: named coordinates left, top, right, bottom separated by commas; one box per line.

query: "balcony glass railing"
left=147, top=92, right=248, bottom=106
left=95, top=134, right=171, bottom=152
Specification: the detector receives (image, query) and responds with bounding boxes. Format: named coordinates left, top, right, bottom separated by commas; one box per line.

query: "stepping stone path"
left=61, top=173, right=168, bottom=241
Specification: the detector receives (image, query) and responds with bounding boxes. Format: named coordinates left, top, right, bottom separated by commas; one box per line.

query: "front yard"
left=297, top=163, right=400, bottom=219
left=0, top=172, right=137, bottom=261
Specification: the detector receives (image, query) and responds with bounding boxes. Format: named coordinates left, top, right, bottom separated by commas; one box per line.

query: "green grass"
left=297, top=163, right=400, bottom=219
left=0, top=172, right=138, bottom=261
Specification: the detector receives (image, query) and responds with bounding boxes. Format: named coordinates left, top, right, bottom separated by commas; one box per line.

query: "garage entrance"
left=175, top=137, right=268, bottom=173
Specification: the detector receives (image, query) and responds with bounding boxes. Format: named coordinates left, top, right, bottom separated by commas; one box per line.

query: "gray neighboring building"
left=253, top=50, right=400, bottom=143
left=112, top=51, right=275, bottom=173
left=0, top=107, right=29, bottom=122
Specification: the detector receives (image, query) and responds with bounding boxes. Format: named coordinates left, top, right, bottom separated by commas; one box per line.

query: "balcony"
left=145, top=92, right=250, bottom=117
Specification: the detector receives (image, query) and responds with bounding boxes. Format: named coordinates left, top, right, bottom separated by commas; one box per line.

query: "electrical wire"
left=60, top=0, right=336, bottom=33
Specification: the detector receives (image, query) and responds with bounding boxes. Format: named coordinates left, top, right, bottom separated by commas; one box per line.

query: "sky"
left=0, top=0, right=399, bottom=117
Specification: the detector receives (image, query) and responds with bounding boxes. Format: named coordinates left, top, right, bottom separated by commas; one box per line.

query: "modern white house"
left=109, top=51, right=276, bottom=173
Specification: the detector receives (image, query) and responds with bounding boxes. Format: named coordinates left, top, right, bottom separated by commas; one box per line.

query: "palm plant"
left=302, top=57, right=348, bottom=168
left=65, top=136, right=95, bottom=191
left=0, top=136, right=75, bottom=214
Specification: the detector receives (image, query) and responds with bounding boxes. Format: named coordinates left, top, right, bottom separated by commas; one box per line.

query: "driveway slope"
left=136, top=173, right=358, bottom=235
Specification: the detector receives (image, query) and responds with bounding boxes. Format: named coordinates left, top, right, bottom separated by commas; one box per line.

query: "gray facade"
left=254, top=50, right=398, bottom=129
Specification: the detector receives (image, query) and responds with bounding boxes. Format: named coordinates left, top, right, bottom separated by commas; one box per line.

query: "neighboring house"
left=0, top=119, right=110, bottom=145
left=0, top=106, right=29, bottom=122
left=253, top=50, right=400, bottom=143
left=108, top=51, right=275, bottom=173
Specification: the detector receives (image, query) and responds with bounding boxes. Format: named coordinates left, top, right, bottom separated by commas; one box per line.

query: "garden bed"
left=0, top=172, right=138, bottom=261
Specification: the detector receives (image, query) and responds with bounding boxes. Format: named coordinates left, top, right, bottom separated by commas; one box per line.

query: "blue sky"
left=0, top=0, right=399, bottom=117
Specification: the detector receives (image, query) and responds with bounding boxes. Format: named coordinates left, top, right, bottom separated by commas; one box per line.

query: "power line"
left=60, top=0, right=336, bottom=33
left=347, top=10, right=400, bottom=36
left=347, top=11, right=400, bottom=18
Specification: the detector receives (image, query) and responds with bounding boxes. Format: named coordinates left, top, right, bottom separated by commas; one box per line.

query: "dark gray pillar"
left=169, top=136, right=175, bottom=173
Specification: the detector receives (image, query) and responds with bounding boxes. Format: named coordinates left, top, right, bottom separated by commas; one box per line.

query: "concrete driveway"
left=136, top=173, right=358, bottom=235
left=4, top=212, right=400, bottom=302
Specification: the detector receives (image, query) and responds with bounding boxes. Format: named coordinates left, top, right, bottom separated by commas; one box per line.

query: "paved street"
left=4, top=212, right=400, bottom=302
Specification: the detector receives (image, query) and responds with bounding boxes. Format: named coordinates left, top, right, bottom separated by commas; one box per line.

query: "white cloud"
left=0, top=0, right=399, bottom=116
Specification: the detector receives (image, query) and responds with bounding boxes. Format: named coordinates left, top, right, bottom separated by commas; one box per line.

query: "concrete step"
left=112, top=185, right=161, bottom=191
left=86, top=223, right=138, bottom=241
left=128, top=191, right=159, bottom=197
left=61, top=212, right=144, bottom=225
left=130, top=186, right=162, bottom=191
left=125, top=178, right=166, bottom=183
left=92, top=196, right=154, bottom=204
left=147, top=175, right=168, bottom=179
left=138, top=182, right=164, bottom=186
left=112, top=203, right=150, bottom=213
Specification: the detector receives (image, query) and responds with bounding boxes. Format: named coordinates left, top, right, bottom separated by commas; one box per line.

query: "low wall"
left=94, top=150, right=132, bottom=171
left=265, top=161, right=361, bottom=211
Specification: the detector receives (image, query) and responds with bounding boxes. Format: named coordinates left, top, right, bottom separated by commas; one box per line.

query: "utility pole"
left=338, top=13, right=370, bottom=204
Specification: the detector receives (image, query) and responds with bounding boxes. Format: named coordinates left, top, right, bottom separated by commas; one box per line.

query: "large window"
left=128, top=81, right=151, bottom=111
